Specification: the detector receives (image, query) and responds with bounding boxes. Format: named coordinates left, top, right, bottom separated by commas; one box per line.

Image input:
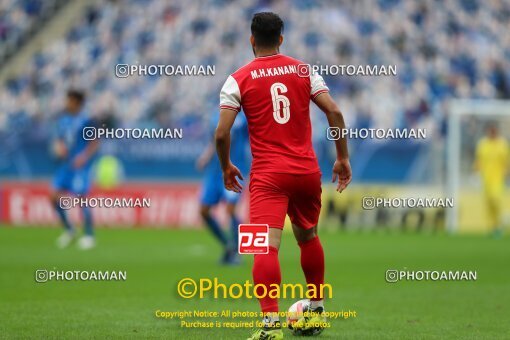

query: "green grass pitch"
left=0, top=226, right=508, bottom=339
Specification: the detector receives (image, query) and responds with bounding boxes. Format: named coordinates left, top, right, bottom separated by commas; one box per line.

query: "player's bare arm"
left=215, top=108, right=243, bottom=193
left=313, top=92, right=352, bottom=192
left=72, top=139, right=99, bottom=169
left=53, top=139, right=68, bottom=159
left=196, top=141, right=215, bottom=171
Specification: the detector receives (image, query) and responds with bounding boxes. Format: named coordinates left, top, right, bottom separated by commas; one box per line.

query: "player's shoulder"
left=278, top=54, right=306, bottom=65
left=56, top=111, right=69, bottom=121
left=79, top=113, right=99, bottom=129
left=477, top=137, right=489, bottom=147
left=499, top=137, right=509, bottom=146
left=229, top=59, right=255, bottom=79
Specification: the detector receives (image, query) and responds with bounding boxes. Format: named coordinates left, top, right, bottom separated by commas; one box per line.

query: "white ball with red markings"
left=286, top=299, right=310, bottom=328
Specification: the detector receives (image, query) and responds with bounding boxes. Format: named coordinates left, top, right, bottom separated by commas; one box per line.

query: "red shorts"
left=249, top=172, right=322, bottom=230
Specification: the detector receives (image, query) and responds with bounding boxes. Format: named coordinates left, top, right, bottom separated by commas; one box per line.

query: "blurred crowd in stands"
left=1, top=0, right=509, bottom=142
left=0, top=0, right=61, bottom=60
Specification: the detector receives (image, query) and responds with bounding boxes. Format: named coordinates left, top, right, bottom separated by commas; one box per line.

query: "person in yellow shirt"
left=474, top=123, right=509, bottom=237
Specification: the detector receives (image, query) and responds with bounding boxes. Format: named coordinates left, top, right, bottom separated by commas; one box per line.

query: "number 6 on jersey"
left=271, top=82, right=290, bottom=124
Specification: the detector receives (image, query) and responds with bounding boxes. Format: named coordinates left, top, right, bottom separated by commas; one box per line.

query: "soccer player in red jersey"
left=215, top=12, right=351, bottom=339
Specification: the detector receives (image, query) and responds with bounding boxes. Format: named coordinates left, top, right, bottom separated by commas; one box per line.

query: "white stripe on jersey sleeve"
left=310, top=71, right=329, bottom=99
left=219, top=75, right=241, bottom=111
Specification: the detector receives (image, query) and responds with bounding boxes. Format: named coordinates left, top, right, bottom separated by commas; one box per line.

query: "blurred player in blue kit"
left=51, top=90, right=100, bottom=250
left=196, top=111, right=250, bottom=264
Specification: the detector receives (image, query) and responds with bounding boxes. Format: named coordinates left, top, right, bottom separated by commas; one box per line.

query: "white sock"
left=263, top=313, right=279, bottom=326
left=310, top=300, right=324, bottom=310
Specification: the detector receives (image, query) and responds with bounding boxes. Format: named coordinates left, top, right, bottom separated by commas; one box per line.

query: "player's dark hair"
left=251, top=12, right=284, bottom=48
left=67, top=89, right=86, bottom=105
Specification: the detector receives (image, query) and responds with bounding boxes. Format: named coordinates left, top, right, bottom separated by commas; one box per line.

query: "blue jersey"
left=53, top=111, right=97, bottom=195
left=205, top=112, right=250, bottom=178
left=56, top=111, right=97, bottom=168
left=200, top=112, right=250, bottom=206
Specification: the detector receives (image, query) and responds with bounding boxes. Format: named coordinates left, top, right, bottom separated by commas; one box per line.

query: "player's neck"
left=68, top=108, right=81, bottom=116
left=254, top=48, right=280, bottom=58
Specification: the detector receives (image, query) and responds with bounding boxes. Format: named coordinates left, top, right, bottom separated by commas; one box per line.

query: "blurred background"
left=1, top=0, right=509, bottom=233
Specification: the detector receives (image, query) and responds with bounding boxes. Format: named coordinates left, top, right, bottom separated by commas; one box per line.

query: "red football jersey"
left=219, top=54, right=329, bottom=174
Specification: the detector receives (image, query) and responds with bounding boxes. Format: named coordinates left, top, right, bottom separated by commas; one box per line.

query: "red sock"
left=252, top=246, right=281, bottom=313
left=299, top=236, right=325, bottom=301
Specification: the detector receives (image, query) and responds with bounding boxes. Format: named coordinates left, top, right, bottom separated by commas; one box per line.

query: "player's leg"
left=52, top=189, right=77, bottom=248
left=493, top=196, right=503, bottom=234
left=249, top=228, right=284, bottom=340
left=224, top=189, right=242, bottom=264
left=52, top=168, right=76, bottom=248
left=292, top=225, right=324, bottom=306
left=77, top=204, right=95, bottom=249
left=199, top=179, right=231, bottom=261
left=226, top=202, right=240, bottom=248
left=72, top=168, right=95, bottom=250
left=487, top=196, right=503, bottom=237
left=200, top=204, right=229, bottom=246
left=51, top=190, right=74, bottom=232
left=287, top=172, right=326, bottom=335
left=248, top=173, right=287, bottom=340
left=253, top=227, right=283, bottom=313
left=290, top=227, right=327, bottom=336
left=485, top=182, right=503, bottom=237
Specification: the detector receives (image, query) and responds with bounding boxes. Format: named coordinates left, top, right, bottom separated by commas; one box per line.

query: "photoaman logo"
left=238, top=224, right=269, bottom=254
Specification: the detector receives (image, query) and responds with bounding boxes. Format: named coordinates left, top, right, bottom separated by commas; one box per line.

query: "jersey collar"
left=254, top=53, right=282, bottom=60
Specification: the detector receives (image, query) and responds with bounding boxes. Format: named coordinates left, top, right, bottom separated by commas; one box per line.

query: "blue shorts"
left=200, top=175, right=241, bottom=206
left=53, top=165, right=92, bottom=195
